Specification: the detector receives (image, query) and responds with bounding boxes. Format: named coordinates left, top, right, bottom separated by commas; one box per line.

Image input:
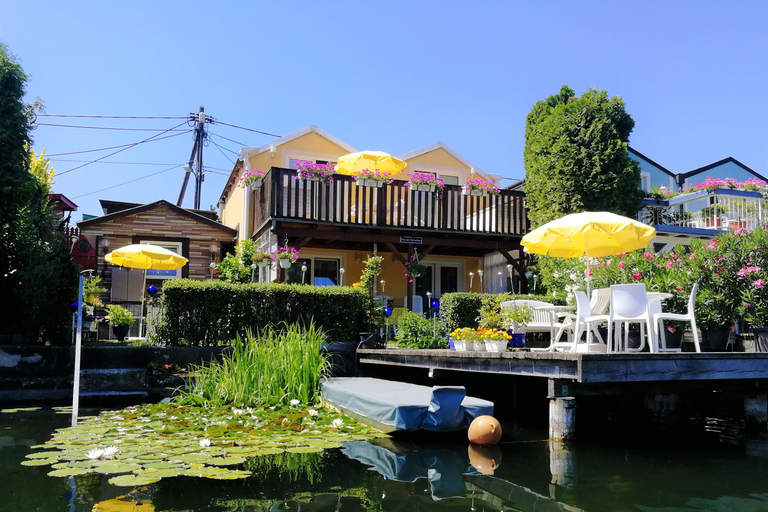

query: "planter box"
left=414, top=184, right=436, bottom=193
left=355, top=178, right=384, bottom=188
left=462, top=188, right=485, bottom=197
left=484, top=340, right=508, bottom=352
left=248, top=178, right=263, bottom=189
left=454, top=340, right=484, bottom=351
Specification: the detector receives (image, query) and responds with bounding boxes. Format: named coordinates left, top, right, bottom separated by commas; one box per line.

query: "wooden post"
left=744, top=393, right=768, bottom=438
left=548, top=379, right=576, bottom=441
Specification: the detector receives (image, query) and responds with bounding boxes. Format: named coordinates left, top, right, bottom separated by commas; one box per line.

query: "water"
left=3, top=407, right=768, bottom=512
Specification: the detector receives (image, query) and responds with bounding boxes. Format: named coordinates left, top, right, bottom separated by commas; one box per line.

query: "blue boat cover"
left=321, top=377, right=494, bottom=432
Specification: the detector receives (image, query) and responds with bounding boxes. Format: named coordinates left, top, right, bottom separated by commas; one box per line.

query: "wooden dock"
left=357, top=349, right=768, bottom=440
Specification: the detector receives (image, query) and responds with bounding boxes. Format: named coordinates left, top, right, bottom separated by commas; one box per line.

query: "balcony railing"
left=251, top=168, right=528, bottom=236
left=638, top=188, right=767, bottom=233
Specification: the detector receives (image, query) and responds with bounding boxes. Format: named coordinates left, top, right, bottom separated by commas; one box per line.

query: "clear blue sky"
left=2, top=1, right=766, bottom=219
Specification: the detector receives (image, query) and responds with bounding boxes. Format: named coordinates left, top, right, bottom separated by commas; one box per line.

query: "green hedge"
left=439, top=292, right=562, bottom=333
left=156, top=280, right=369, bottom=346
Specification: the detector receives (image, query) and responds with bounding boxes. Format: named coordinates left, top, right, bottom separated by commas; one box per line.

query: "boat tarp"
left=321, top=377, right=494, bottom=432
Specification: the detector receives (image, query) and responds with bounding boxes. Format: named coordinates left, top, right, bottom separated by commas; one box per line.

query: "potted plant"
left=738, top=265, right=768, bottom=353
left=295, top=160, right=335, bottom=184
left=272, top=246, right=300, bottom=269
left=478, top=327, right=512, bottom=352
left=251, top=248, right=272, bottom=267
left=463, top=177, right=500, bottom=197
left=353, top=168, right=393, bottom=188
left=402, top=254, right=426, bottom=283
left=404, top=172, right=445, bottom=195
left=105, top=304, right=134, bottom=341
left=238, top=168, right=267, bottom=189
left=503, top=304, right=533, bottom=348
left=449, top=327, right=483, bottom=352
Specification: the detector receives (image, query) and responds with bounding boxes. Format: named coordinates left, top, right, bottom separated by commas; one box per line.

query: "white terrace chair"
left=589, top=283, right=656, bottom=353
left=503, top=300, right=573, bottom=352
left=547, top=291, right=608, bottom=353
left=652, top=283, right=701, bottom=353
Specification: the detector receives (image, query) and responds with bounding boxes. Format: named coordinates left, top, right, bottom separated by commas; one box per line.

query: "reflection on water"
left=2, top=407, right=768, bottom=512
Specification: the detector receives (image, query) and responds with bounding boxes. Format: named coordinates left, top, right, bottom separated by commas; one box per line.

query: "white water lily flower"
left=290, top=399, right=300, bottom=407
left=85, top=448, right=105, bottom=460
left=331, top=418, right=344, bottom=429
left=231, top=408, right=245, bottom=416
left=308, top=409, right=318, bottom=417
left=102, top=446, right=119, bottom=459
left=199, top=438, right=211, bottom=448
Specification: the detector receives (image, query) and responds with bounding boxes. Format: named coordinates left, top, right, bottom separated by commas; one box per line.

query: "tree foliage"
left=523, top=85, right=641, bottom=228
left=0, top=44, right=78, bottom=342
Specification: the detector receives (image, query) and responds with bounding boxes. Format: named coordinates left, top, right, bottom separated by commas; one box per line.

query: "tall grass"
left=177, top=322, right=330, bottom=406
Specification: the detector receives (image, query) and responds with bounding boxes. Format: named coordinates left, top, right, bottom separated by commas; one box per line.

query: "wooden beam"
left=499, top=248, right=525, bottom=275
left=385, top=243, right=406, bottom=264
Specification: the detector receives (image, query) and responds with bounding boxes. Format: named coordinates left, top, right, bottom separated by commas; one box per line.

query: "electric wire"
left=37, top=123, right=190, bottom=132
left=213, top=120, right=281, bottom=138
left=50, top=159, right=180, bottom=166
left=72, top=164, right=182, bottom=199
left=37, top=114, right=187, bottom=120
left=57, top=121, right=189, bottom=176
left=209, top=131, right=247, bottom=147
left=46, top=131, right=191, bottom=157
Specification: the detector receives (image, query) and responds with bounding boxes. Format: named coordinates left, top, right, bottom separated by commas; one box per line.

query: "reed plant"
left=177, top=322, right=330, bottom=407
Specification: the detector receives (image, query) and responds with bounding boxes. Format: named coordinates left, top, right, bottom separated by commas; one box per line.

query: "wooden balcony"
left=250, top=168, right=528, bottom=251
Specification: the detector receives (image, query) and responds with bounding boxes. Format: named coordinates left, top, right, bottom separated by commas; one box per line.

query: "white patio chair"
left=506, top=300, right=576, bottom=352
left=652, top=283, right=701, bottom=353
left=596, top=283, right=656, bottom=353
left=405, top=295, right=423, bottom=314
left=548, top=291, right=608, bottom=353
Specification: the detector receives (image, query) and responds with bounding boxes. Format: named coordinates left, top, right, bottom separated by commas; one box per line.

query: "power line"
left=38, top=114, right=187, bottom=120
left=72, top=164, right=181, bottom=199
left=50, top=159, right=181, bottom=166
left=37, top=123, right=190, bottom=132
left=209, top=131, right=247, bottom=147
left=57, top=122, right=190, bottom=175
left=213, top=120, right=281, bottom=138
left=46, top=131, right=191, bottom=157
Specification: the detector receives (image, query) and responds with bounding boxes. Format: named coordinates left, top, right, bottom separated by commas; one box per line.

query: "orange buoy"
left=468, top=443, right=502, bottom=475
left=467, top=415, right=502, bottom=446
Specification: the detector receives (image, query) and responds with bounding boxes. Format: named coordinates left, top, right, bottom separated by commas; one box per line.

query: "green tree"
left=523, top=85, right=641, bottom=228
left=217, top=239, right=260, bottom=283
left=0, top=44, right=78, bottom=342
left=28, top=147, right=55, bottom=193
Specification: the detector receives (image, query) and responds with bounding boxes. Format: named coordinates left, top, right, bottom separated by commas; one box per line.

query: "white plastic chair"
left=502, top=300, right=571, bottom=351
left=548, top=291, right=608, bottom=353
left=585, top=283, right=656, bottom=353
left=652, top=283, right=701, bottom=353
left=405, top=295, right=423, bottom=314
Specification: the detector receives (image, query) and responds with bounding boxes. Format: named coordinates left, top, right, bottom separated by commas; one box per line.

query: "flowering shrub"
left=272, top=246, right=300, bottom=263
left=239, top=168, right=266, bottom=187
left=641, top=176, right=768, bottom=199
left=353, top=168, right=393, bottom=183
left=295, top=161, right=335, bottom=183
left=464, top=177, right=500, bottom=195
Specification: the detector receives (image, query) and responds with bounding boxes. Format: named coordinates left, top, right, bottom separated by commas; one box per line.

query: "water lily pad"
left=142, top=461, right=183, bottom=469
left=173, top=453, right=214, bottom=464
left=48, top=467, right=92, bottom=477
left=135, top=467, right=185, bottom=478
left=108, top=474, right=162, bottom=487
left=26, top=451, right=62, bottom=459
left=252, top=447, right=285, bottom=456
left=21, top=459, right=57, bottom=466
left=206, top=456, right=246, bottom=466
left=285, top=446, right=323, bottom=454
left=93, top=461, right=142, bottom=474
left=1, top=407, right=40, bottom=413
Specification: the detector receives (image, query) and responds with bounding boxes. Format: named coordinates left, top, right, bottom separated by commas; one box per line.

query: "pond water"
left=3, top=407, right=768, bottom=512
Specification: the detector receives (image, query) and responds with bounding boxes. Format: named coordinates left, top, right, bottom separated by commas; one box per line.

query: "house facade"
left=218, top=126, right=529, bottom=311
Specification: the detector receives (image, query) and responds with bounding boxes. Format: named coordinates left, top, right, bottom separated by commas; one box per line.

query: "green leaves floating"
left=23, top=401, right=385, bottom=485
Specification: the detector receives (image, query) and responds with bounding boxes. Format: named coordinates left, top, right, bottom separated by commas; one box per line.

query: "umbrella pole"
left=140, top=270, right=147, bottom=338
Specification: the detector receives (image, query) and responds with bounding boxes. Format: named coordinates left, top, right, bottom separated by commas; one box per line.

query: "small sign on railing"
left=400, top=236, right=422, bottom=244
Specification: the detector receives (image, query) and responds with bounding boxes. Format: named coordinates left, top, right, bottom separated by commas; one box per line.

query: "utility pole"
left=177, top=106, right=213, bottom=209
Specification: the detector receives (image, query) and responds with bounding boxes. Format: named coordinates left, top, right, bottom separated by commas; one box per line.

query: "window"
left=286, top=257, right=341, bottom=286
left=141, top=241, right=183, bottom=279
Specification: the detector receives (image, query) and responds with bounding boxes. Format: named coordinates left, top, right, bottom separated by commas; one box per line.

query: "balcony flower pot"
left=355, top=178, right=384, bottom=188
left=702, top=326, right=732, bottom=352
left=239, top=168, right=266, bottom=188
left=414, top=184, right=436, bottom=193
left=278, top=259, right=293, bottom=269
left=471, top=341, right=485, bottom=352
left=462, top=188, right=486, bottom=197
left=248, top=178, right=263, bottom=189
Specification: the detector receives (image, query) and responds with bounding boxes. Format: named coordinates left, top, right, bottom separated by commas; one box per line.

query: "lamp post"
left=498, top=271, right=503, bottom=291
left=301, top=262, right=307, bottom=284
left=339, top=267, right=345, bottom=286
left=478, top=269, right=484, bottom=291
left=507, top=264, right=514, bottom=292
left=426, top=291, right=435, bottom=337
left=380, top=280, right=386, bottom=293
left=469, top=272, right=475, bottom=291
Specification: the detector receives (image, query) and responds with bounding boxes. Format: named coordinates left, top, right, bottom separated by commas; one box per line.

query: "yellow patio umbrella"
left=521, top=211, right=656, bottom=295
left=334, top=150, right=407, bottom=177
left=105, top=244, right=189, bottom=337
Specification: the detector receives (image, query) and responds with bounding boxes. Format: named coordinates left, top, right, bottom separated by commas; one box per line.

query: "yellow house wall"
left=394, top=147, right=473, bottom=183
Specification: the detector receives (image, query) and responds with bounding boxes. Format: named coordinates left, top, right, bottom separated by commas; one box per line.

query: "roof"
left=78, top=199, right=237, bottom=235
left=98, top=199, right=219, bottom=220
left=678, top=156, right=767, bottom=182
left=398, top=141, right=494, bottom=180
left=47, top=193, right=78, bottom=211
left=628, top=146, right=675, bottom=177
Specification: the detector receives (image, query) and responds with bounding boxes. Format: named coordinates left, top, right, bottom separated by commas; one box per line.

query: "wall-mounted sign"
left=400, top=236, right=422, bottom=244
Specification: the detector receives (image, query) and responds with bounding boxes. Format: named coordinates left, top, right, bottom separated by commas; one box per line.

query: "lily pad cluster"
left=23, top=401, right=386, bottom=486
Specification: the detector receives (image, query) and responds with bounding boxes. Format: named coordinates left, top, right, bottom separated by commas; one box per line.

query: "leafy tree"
left=217, top=239, right=261, bottom=283
left=28, top=147, right=55, bottom=193
left=0, top=44, right=78, bottom=342
left=524, top=85, right=641, bottom=228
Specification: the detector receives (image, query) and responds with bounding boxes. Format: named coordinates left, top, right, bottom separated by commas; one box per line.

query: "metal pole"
left=194, top=106, right=206, bottom=210
left=71, top=275, right=84, bottom=426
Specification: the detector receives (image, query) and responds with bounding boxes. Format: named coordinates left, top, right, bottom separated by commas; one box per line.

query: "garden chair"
left=586, top=283, right=656, bottom=353
left=543, top=291, right=608, bottom=353
left=651, top=283, right=701, bottom=353
left=504, top=300, right=572, bottom=351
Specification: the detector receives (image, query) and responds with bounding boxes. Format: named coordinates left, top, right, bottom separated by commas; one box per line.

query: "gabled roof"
left=397, top=141, right=494, bottom=180
left=678, top=156, right=767, bottom=182
left=628, top=146, right=675, bottom=177
left=78, top=199, right=236, bottom=235
left=239, top=125, right=357, bottom=160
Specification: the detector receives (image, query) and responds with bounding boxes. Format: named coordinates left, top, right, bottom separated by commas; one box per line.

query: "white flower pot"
left=454, top=341, right=468, bottom=351
left=256, top=259, right=270, bottom=267
left=414, top=184, right=436, bottom=192
left=278, top=259, right=293, bottom=269
left=248, top=178, right=263, bottom=189
left=462, top=188, right=485, bottom=197
left=484, top=340, right=508, bottom=352
left=471, top=341, right=486, bottom=351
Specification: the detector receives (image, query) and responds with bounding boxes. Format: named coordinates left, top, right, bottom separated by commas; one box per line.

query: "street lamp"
left=477, top=269, right=484, bottom=291
left=339, top=267, right=345, bottom=286
left=380, top=280, right=386, bottom=293
left=469, top=272, right=475, bottom=290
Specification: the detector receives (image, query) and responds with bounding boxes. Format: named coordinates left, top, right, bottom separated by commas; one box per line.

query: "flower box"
left=463, top=188, right=486, bottom=197
left=471, top=341, right=486, bottom=351
left=248, top=178, right=263, bottom=189
left=414, top=184, right=436, bottom=193
left=355, top=178, right=384, bottom=188
left=484, top=340, right=507, bottom=352
left=454, top=340, right=469, bottom=351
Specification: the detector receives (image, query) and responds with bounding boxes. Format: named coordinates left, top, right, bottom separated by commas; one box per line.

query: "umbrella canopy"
left=105, top=244, right=188, bottom=270
left=335, top=150, right=407, bottom=176
left=521, top=211, right=656, bottom=259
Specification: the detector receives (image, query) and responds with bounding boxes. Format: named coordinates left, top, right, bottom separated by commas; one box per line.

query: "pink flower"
left=676, top=287, right=683, bottom=292
left=755, top=279, right=765, bottom=289
left=689, top=253, right=696, bottom=259
left=644, top=252, right=654, bottom=261
left=666, top=262, right=674, bottom=269
left=618, top=262, right=625, bottom=269
left=632, top=272, right=642, bottom=281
